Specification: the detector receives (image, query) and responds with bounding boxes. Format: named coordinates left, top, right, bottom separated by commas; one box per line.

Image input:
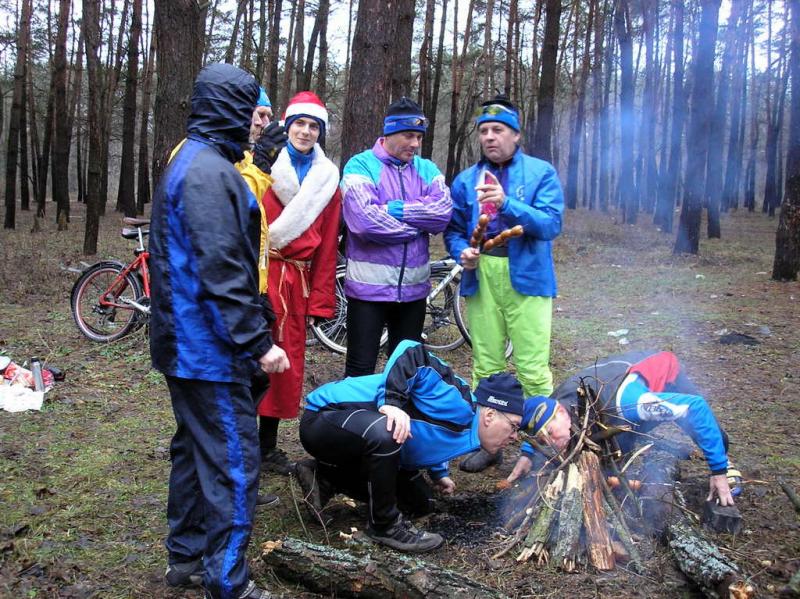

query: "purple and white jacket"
left=340, top=139, right=452, bottom=302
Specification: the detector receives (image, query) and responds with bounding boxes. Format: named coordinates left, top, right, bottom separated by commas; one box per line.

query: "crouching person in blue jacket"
left=296, top=340, right=528, bottom=553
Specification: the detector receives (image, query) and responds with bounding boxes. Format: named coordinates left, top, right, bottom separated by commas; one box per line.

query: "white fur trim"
left=284, top=103, right=329, bottom=127
left=268, top=144, right=339, bottom=250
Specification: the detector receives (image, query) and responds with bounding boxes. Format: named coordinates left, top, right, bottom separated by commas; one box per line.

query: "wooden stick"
left=517, top=471, right=564, bottom=564
left=579, top=451, right=615, bottom=571
left=553, top=463, right=584, bottom=572
left=778, top=477, right=800, bottom=513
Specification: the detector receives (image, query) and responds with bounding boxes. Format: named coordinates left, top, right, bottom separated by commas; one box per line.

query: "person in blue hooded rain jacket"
left=148, top=63, right=288, bottom=599
left=294, top=340, right=531, bottom=554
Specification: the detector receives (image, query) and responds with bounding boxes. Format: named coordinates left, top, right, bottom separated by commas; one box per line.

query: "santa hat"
left=283, top=91, right=329, bottom=131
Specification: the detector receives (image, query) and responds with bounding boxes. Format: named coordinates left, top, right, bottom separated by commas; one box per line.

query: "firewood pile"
left=491, top=380, right=755, bottom=599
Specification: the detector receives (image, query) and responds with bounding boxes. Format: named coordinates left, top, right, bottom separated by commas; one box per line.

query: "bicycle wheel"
left=310, top=267, right=349, bottom=354
left=71, top=261, right=144, bottom=342
left=311, top=267, right=388, bottom=354
left=452, top=280, right=513, bottom=358
left=422, top=272, right=466, bottom=351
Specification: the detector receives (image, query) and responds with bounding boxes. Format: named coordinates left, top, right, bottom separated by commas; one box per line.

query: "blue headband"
left=521, top=396, right=558, bottom=435
left=476, top=103, right=520, bottom=132
left=383, top=114, right=428, bottom=136
left=257, top=87, right=271, bottom=108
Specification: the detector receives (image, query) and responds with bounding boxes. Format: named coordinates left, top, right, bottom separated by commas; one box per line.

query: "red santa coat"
left=258, top=144, right=342, bottom=419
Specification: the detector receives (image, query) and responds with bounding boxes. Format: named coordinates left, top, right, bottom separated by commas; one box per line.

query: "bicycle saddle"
left=121, top=227, right=149, bottom=239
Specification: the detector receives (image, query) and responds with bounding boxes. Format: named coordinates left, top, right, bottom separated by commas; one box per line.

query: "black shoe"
left=256, top=492, right=280, bottom=507
left=165, top=558, right=204, bottom=588
left=366, top=516, right=444, bottom=553
left=459, top=448, right=503, bottom=473
left=294, top=459, right=333, bottom=524
left=262, top=448, right=295, bottom=475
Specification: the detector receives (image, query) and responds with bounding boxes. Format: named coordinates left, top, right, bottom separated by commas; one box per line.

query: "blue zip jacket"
left=304, top=340, right=479, bottom=479
left=148, top=64, right=272, bottom=385
left=444, top=148, right=564, bottom=297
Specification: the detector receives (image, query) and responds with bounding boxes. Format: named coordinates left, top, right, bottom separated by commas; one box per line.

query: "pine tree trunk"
left=51, top=0, right=71, bottom=220
left=152, top=0, right=207, bottom=193
left=391, top=0, right=415, bottom=100
left=317, top=3, right=328, bottom=100
left=137, top=31, right=156, bottom=214
left=116, top=0, right=142, bottom=217
left=267, top=0, right=283, bottom=99
left=19, top=63, right=30, bottom=213
left=4, top=0, right=33, bottom=230
left=532, top=0, right=561, bottom=162
left=674, top=0, right=721, bottom=254
left=341, top=0, right=398, bottom=166
left=421, top=0, right=448, bottom=159
left=722, top=3, right=750, bottom=212
left=225, top=0, right=246, bottom=64
left=83, top=0, right=102, bottom=254
left=616, top=0, right=636, bottom=223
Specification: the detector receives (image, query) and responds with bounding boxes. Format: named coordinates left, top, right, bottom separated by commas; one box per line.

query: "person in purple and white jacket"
left=340, top=97, right=452, bottom=377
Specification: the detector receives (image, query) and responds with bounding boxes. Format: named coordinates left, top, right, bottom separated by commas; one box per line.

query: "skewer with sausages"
left=482, top=224, right=524, bottom=252
left=470, top=214, right=491, bottom=248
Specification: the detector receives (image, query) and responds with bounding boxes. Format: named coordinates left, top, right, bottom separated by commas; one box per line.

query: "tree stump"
left=260, top=537, right=509, bottom=598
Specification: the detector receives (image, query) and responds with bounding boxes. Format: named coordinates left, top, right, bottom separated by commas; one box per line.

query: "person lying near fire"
left=294, top=339, right=534, bottom=554
left=504, top=350, right=742, bottom=506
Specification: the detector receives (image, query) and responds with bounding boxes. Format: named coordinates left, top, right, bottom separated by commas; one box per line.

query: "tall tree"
left=421, top=0, right=449, bottom=158
left=705, top=0, right=743, bottom=237
left=137, top=27, right=156, bottom=214
left=615, top=0, right=636, bottom=223
left=773, top=0, right=800, bottom=280
left=50, top=0, right=71, bottom=222
left=722, top=2, right=750, bottom=212
left=117, top=0, right=142, bottom=217
left=531, top=0, right=561, bottom=161
left=655, top=0, right=685, bottom=233
left=674, top=0, right=721, bottom=255
left=83, top=0, right=102, bottom=254
left=391, top=0, right=415, bottom=99
left=4, top=0, right=33, bottom=229
left=152, top=1, right=207, bottom=194
left=342, top=0, right=409, bottom=166
left=267, top=0, right=284, bottom=99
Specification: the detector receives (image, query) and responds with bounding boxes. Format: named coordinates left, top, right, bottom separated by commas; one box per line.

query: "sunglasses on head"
left=391, top=116, right=428, bottom=127
left=479, top=104, right=517, bottom=117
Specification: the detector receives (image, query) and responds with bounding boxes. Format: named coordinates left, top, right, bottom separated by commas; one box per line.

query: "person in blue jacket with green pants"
left=444, top=94, right=564, bottom=473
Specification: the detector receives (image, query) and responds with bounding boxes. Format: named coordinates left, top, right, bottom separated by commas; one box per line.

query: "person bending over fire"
left=506, top=350, right=742, bottom=506
left=294, top=340, right=535, bottom=554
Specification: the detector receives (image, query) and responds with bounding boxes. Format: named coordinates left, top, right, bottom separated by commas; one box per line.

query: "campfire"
left=490, top=380, right=755, bottom=599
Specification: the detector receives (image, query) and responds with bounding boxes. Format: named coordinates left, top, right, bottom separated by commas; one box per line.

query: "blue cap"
left=474, top=373, right=525, bottom=415
left=476, top=95, right=520, bottom=132
left=521, top=396, right=558, bottom=435
left=257, top=87, right=271, bottom=108
left=383, top=97, right=428, bottom=136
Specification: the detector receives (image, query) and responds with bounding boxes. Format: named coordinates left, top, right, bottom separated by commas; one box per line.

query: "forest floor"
left=1, top=204, right=799, bottom=598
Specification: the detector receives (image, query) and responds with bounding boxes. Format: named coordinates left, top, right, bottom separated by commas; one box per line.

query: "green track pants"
left=466, top=255, right=554, bottom=397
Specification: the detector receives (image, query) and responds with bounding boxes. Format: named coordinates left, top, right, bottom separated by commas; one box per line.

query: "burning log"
left=666, top=489, right=754, bottom=598
left=552, top=463, right=584, bottom=572
left=517, top=471, right=564, bottom=564
left=579, top=452, right=615, bottom=571
left=261, top=537, right=508, bottom=598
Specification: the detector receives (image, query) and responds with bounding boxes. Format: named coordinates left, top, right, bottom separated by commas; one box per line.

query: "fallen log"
left=579, top=451, right=615, bottom=571
left=260, top=537, right=508, bottom=599
left=666, top=489, right=753, bottom=598
left=778, top=477, right=800, bottom=514
left=553, top=463, right=584, bottom=572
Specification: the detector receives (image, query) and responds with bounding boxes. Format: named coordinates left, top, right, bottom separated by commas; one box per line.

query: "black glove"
left=252, top=122, right=288, bottom=174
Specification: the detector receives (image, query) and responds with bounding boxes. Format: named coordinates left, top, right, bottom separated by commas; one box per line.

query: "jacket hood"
left=187, top=63, right=259, bottom=143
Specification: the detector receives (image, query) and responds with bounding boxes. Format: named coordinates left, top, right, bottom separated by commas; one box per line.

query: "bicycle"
left=311, top=258, right=469, bottom=354
left=70, top=217, right=151, bottom=342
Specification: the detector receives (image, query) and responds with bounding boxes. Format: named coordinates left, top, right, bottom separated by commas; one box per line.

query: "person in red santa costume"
left=258, top=91, right=342, bottom=475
